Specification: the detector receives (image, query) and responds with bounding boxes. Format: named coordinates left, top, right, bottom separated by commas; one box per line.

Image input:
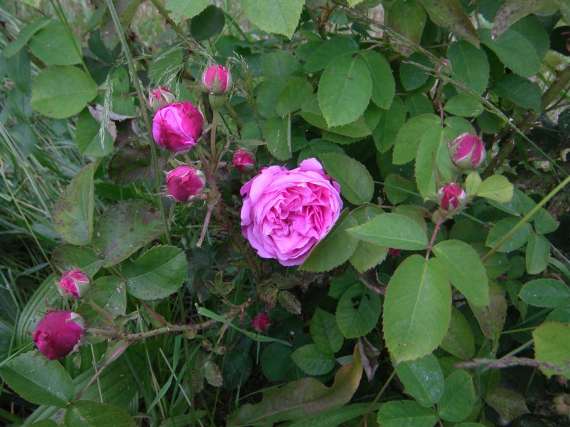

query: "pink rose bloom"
left=166, top=165, right=206, bottom=202
left=252, top=312, right=271, bottom=333
left=240, top=158, right=342, bottom=266
left=32, top=311, right=85, bottom=360
left=148, top=86, right=175, bottom=110
left=438, top=183, right=467, bottom=211
left=202, top=64, right=232, bottom=94
left=152, top=101, right=204, bottom=153
left=58, top=269, right=90, bottom=299
left=449, top=133, right=486, bottom=170
left=233, top=149, right=255, bottom=172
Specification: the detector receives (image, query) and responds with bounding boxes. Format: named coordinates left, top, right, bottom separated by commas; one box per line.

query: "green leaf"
left=276, top=77, right=313, bottom=117
left=78, top=276, right=126, bottom=325
left=533, top=322, right=570, bottom=378
left=444, top=94, right=484, bottom=117
left=361, top=51, right=395, bottom=109
left=447, top=41, right=489, bottom=94
left=263, top=116, right=292, bottom=161
left=470, top=282, right=507, bottom=340
left=415, top=126, right=445, bottom=199
left=348, top=213, right=428, bottom=251
left=383, top=255, right=451, bottom=362
left=525, top=232, right=550, bottom=275
left=0, top=351, right=74, bottom=407
left=373, top=97, right=406, bottom=152
left=92, top=200, right=164, bottom=268
left=165, top=0, right=209, bottom=21
left=190, top=5, right=225, bottom=40
left=261, top=343, right=294, bottom=382
left=484, top=386, right=529, bottom=424
left=433, top=240, right=489, bottom=307
left=393, top=114, right=441, bottom=165
left=75, top=109, right=114, bottom=157
left=336, top=284, right=381, bottom=339
left=123, top=245, right=188, bottom=301
left=242, top=0, right=304, bottom=39
left=29, top=21, right=82, bottom=66
left=399, top=53, right=431, bottom=91
left=291, top=344, right=336, bottom=376
left=3, top=17, right=51, bottom=58
left=494, top=74, right=542, bottom=112
left=377, top=400, right=438, bottom=427
left=349, top=205, right=388, bottom=272
left=320, top=153, right=374, bottom=205
left=52, top=162, right=97, bottom=246
left=385, top=174, right=416, bottom=205
left=491, top=0, right=544, bottom=39
left=261, top=51, right=301, bottom=77
left=288, top=403, right=379, bottom=427
left=301, top=212, right=359, bottom=273
left=396, top=354, right=445, bottom=407
left=32, top=66, right=98, bottom=119
left=303, top=36, right=358, bottom=73
left=385, top=0, right=427, bottom=56
left=519, top=279, right=570, bottom=308
left=479, top=29, right=540, bottom=77
left=318, top=53, right=372, bottom=128
left=440, top=307, right=475, bottom=360
left=311, top=308, right=344, bottom=355
left=418, top=0, right=479, bottom=47
left=438, top=370, right=476, bottom=422
left=64, top=400, right=135, bottom=427
left=486, top=218, right=531, bottom=253
left=477, top=175, right=514, bottom=203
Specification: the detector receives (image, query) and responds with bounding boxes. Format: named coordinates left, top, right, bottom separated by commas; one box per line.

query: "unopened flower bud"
left=166, top=165, right=206, bottom=202
left=202, top=64, right=232, bottom=95
left=148, top=86, right=176, bottom=110
left=152, top=102, right=204, bottom=153
left=58, top=269, right=90, bottom=299
left=449, top=133, right=486, bottom=170
left=438, top=183, right=467, bottom=212
left=251, top=312, right=271, bottom=333
left=232, top=149, right=255, bottom=172
left=388, top=248, right=401, bottom=257
left=32, top=311, right=85, bottom=360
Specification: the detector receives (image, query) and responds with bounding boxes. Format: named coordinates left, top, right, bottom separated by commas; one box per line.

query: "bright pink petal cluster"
left=449, top=133, right=486, bottom=170
left=233, top=149, right=255, bottom=172
left=252, top=312, right=271, bottom=333
left=438, top=182, right=467, bottom=211
left=202, top=64, right=232, bottom=94
left=152, top=101, right=204, bottom=153
left=58, top=269, right=90, bottom=298
left=166, top=165, right=206, bottom=202
left=32, top=311, right=85, bottom=360
left=148, top=86, right=175, bottom=110
left=240, top=158, right=342, bottom=266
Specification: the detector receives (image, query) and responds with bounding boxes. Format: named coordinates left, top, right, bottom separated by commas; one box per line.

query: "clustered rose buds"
left=449, top=133, right=486, bottom=170
left=152, top=101, right=204, bottom=153
left=240, top=158, right=342, bottom=266
left=251, top=312, right=271, bottom=333
left=202, top=64, right=232, bottom=95
left=166, top=165, right=206, bottom=202
left=32, top=311, right=85, bottom=360
left=438, top=182, right=467, bottom=212
left=58, top=269, right=90, bottom=298
left=232, top=149, right=255, bottom=173
left=148, top=86, right=176, bottom=110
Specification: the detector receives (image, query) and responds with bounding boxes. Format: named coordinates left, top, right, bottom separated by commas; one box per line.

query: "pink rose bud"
left=232, top=149, right=255, bottom=172
left=148, top=86, right=176, bottom=110
left=241, top=158, right=342, bottom=266
left=32, top=311, right=85, bottom=360
left=58, top=269, right=90, bottom=299
left=388, top=248, right=401, bottom=257
left=438, top=182, right=467, bottom=211
left=252, top=312, right=271, bottom=333
left=166, top=165, right=206, bottom=202
left=449, top=133, right=486, bottom=170
left=152, top=101, right=204, bottom=153
left=202, top=64, right=232, bottom=95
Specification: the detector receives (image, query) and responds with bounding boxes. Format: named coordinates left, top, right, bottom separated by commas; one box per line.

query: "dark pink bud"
left=388, top=248, right=401, bottom=257
left=449, top=133, right=486, bottom=170
left=251, top=312, right=271, bottom=333
left=152, top=102, right=204, bottom=153
left=166, top=165, right=206, bottom=202
left=438, top=183, right=467, bottom=211
left=58, top=269, right=90, bottom=299
left=232, top=149, right=255, bottom=172
left=148, top=86, right=175, bottom=110
left=202, top=64, right=232, bottom=95
left=32, top=311, right=85, bottom=360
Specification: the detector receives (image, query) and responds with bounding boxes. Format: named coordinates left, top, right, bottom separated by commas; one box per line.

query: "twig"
left=456, top=357, right=568, bottom=374
left=425, top=220, right=442, bottom=260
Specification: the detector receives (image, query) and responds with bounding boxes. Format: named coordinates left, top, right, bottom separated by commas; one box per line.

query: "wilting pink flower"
left=58, top=269, right=90, bottom=299
left=240, top=158, right=342, bottom=266
left=148, top=86, right=175, bottom=110
left=233, top=149, right=255, bottom=172
left=438, top=183, right=467, bottom=211
left=152, top=102, right=203, bottom=153
left=388, top=248, right=401, bottom=257
left=32, top=311, right=85, bottom=360
left=252, top=312, right=271, bottom=333
left=166, top=165, right=206, bottom=202
left=202, top=64, right=232, bottom=94
left=449, top=133, right=486, bottom=170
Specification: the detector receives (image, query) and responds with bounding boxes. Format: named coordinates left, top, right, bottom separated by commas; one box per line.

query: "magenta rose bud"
left=233, top=149, right=255, bottom=172
left=449, top=133, right=486, bottom=170
left=202, top=64, right=232, bottom=95
left=148, top=86, right=175, bottom=110
left=152, top=101, right=204, bottom=153
left=438, top=182, right=467, bottom=211
left=388, top=248, right=401, bottom=257
left=252, top=312, right=271, bottom=333
left=58, top=269, right=90, bottom=299
left=166, top=165, right=206, bottom=202
left=32, top=311, right=85, bottom=360
left=240, top=158, right=342, bottom=266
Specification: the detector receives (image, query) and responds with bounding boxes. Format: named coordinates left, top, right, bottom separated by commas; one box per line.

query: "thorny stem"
left=425, top=220, right=442, bottom=260
left=456, top=357, right=568, bottom=374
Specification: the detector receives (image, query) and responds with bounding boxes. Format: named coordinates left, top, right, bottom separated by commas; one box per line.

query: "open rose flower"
left=58, top=269, right=90, bottom=299
left=166, top=165, right=205, bottom=202
left=152, top=101, right=203, bottom=153
left=449, top=133, right=486, bottom=170
left=32, top=311, right=85, bottom=360
left=202, top=64, right=232, bottom=94
left=240, top=158, right=342, bottom=266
